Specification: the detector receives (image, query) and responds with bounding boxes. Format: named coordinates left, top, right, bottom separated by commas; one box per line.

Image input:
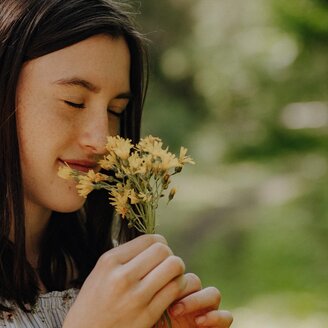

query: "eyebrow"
left=53, top=77, right=133, bottom=99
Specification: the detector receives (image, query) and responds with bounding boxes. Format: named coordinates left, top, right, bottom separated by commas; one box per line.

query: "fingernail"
left=195, top=315, right=206, bottom=325
left=171, top=303, right=184, bottom=316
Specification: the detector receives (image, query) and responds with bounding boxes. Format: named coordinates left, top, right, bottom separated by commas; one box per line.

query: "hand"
left=63, top=234, right=187, bottom=328
left=168, top=273, right=233, bottom=328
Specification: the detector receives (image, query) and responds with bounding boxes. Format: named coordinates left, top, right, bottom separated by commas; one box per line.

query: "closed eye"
left=64, top=100, right=126, bottom=117
left=107, top=108, right=126, bottom=118
left=64, top=100, right=86, bottom=109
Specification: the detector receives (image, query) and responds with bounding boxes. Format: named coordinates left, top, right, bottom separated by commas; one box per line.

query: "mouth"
left=59, top=159, right=99, bottom=173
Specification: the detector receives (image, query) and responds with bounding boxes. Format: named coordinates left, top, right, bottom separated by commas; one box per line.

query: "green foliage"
left=137, top=0, right=328, bottom=323
left=273, top=0, right=328, bottom=42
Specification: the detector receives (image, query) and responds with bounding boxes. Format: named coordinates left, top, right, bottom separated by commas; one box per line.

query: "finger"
left=106, top=234, right=167, bottom=264
left=169, top=273, right=202, bottom=316
left=177, top=273, right=202, bottom=299
left=141, top=255, right=186, bottom=300
left=195, top=310, right=233, bottom=327
left=125, top=241, right=173, bottom=280
left=148, top=274, right=187, bottom=321
left=170, top=287, right=221, bottom=317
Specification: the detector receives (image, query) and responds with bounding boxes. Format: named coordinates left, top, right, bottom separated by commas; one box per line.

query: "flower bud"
left=175, top=166, right=182, bottom=173
left=168, top=188, right=176, bottom=202
left=162, top=174, right=171, bottom=190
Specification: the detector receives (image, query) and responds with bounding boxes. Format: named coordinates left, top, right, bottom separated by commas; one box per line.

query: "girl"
left=0, top=0, right=233, bottom=327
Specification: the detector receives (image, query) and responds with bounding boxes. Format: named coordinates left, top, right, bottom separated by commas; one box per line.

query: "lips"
left=59, top=159, right=99, bottom=173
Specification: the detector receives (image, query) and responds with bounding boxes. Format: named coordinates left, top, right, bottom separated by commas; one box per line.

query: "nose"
left=78, top=111, right=110, bottom=156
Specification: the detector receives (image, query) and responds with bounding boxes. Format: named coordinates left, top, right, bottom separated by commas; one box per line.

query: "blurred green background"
left=136, top=0, right=328, bottom=326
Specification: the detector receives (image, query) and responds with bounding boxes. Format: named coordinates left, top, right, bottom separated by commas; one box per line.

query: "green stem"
left=145, top=202, right=156, bottom=234
left=163, top=310, right=172, bottom=328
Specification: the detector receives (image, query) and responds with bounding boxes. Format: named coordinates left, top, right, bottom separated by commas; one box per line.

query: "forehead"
left=20, top=34, right=131, bottom=92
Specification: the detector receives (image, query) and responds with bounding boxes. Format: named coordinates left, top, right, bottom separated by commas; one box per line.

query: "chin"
left=52, top=195, right=86, bottom=213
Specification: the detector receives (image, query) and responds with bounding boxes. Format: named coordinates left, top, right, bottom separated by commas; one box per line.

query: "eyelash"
left=64, top=100, right=85, bottom=109
left=64, top=101, right=124, bottom=118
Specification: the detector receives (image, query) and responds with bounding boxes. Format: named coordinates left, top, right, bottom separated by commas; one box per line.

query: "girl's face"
left=16, top=34, right=131, bottom=215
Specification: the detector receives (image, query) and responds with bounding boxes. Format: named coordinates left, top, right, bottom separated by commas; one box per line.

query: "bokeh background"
left=136, top=0, right=328, bottom=327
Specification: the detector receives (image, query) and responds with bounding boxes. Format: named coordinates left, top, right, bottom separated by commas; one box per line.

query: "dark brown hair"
left=0, top=0, right=147, bottom=311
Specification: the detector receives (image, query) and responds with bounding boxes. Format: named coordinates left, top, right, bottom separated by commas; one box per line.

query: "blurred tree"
left=137, top=0, right=328, bottom=160
left=136, top=0, right=204, bottom=150
left=274, top=0, right=328, bottom=43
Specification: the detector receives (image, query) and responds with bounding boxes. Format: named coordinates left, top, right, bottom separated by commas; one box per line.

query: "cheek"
left=17, top=99, right=77, bottom=149
left=17, top=110, right=78, bottom=189
left=18, top=113, right=59, bottom=161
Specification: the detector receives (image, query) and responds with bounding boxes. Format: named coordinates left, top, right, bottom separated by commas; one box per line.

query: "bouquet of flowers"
left=58, top=135, right=194, bottom=327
